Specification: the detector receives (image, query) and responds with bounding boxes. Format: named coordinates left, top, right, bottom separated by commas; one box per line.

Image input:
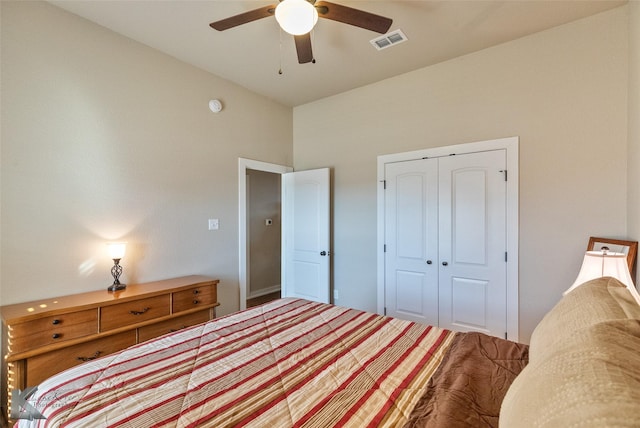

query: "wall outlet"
left=208, top=219, right=219, bottom=230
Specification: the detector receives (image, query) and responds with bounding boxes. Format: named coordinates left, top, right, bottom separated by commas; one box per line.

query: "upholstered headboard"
left=500, top=277, right=640, bottom=427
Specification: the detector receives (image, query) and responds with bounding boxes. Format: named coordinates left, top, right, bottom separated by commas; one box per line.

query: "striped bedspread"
left=18, top=298, right=456, bottom=428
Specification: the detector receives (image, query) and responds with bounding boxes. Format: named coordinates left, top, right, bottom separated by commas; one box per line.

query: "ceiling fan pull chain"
left=278, top=27, right=284, bottom=75
left=311, top=28, right=316, bottom=64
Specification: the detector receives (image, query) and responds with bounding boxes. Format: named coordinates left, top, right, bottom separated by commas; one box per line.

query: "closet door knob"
left=426, top=260, right=432, bottom=265
left=442, top=261, right=448, bottom=266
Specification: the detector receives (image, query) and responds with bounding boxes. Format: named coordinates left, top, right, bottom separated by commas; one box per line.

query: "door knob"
left=442, top=261, right=448, bottom=266
left=320, top=251, right=327, bottom=256
left=426, top=260, right=432, bottom=264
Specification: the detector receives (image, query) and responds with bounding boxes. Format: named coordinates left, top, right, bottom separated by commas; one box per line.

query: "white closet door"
left=438, top=150, right=507, bottom=337
left=384, top=159, right=439, bottom=325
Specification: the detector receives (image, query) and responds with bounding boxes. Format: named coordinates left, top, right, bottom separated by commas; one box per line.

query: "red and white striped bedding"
left=17, top=298, right=458, bottom=427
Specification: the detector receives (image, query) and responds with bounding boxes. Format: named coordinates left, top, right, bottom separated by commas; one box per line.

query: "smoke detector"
left=370, top=29, right=408, bottom=51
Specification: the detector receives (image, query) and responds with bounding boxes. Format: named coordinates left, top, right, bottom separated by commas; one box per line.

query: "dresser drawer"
left=9, top=309, right=98, bottom=354
left=138, top=309, right=211, bottom=343
left=26, top=330, right=136, bottom=386
left=173, top=285, right=217, bottom=313
left=100, top=294, right=170, bottom=331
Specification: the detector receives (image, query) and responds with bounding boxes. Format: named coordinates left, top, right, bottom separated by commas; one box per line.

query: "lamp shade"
left=565, top=250, right=640, bottom=305
left=107, top=242, right=127, bottom=260
left=275, top=0, right=318, bottom=35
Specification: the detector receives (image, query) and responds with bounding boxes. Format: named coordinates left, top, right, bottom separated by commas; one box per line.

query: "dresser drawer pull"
left=52, top=333, right=61, bottom=339
left=77, top=351, right=101, bottom=362
left=169, top=326, right=187, bottom=333
left=193, top=300, right=200, bottom=305
left=52, top=319, right=61, bottom=325
left=193, top=289, right=200, bottom=295
left=129, top=307, right=151, bottom=316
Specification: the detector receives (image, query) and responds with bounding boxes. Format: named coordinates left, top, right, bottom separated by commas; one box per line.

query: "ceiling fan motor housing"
left=275, top=0, right=319, bottom=36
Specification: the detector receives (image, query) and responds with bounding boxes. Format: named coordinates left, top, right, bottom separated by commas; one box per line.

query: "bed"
left=15, top=276, right=640, bottom=427
left=15, top=297, right=527, bottom=427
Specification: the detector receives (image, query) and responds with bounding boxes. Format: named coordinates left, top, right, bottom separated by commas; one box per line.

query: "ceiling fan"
left=209, top=0, right=393, bottom=64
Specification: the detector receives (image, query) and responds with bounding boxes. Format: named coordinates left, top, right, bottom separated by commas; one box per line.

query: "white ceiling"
left=49, top=0, right=625, bottom=107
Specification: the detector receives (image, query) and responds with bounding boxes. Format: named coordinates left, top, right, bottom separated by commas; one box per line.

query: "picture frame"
left=587, top=236, right=638, bottom=277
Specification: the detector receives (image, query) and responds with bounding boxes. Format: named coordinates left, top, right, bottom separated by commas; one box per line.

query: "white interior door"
left=281, top=168, right=330, bottom=303
left=438, top=150, right=507, bottom=337
left=384, top=159, right=439, bottom=325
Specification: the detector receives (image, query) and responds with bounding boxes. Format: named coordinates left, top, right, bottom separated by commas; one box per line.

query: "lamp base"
left=107, top=283, right=126, bottom=292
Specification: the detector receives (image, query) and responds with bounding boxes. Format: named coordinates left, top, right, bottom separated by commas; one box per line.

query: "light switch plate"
left=208, top=219, right=219, bottom=230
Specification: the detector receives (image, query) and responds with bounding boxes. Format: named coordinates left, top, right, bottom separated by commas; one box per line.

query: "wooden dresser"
left=0, top=275, right=219, bottom=422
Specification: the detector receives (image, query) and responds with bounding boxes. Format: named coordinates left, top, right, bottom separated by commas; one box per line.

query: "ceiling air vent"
left=370, top=29, right=408, bottom=51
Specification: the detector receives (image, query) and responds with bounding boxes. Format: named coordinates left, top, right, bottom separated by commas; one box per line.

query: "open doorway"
left=245, top=169, right=282, bottom=308
left=238, top=159, right=293, bottom=310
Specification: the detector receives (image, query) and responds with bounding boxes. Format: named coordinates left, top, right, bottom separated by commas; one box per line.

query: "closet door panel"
left=453, top=169, right=487, bottom=265
left=384, top=159, right=439, bottom=325
left=438, top=150, right=507, bottom=337
left=449, top=277, right=489, bottom=330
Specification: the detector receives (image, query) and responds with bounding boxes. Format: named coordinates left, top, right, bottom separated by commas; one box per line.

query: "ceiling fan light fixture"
left=275, top=0, right=318, bottom=36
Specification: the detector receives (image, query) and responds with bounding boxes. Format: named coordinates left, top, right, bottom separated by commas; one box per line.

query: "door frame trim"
left=376, top=137, right=519, bottom=341
left=238, top=158, right=293, bottom=310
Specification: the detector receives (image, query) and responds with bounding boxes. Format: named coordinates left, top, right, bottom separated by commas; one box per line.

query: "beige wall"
left=0, top=1, right=293, bottom=314
left=294, top=6, right=630, bottom=343
left=629, top=1, right=640, bottom=285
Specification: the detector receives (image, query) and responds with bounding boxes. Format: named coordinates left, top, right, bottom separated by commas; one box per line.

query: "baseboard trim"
left=248, top=285, right=281, bottom=299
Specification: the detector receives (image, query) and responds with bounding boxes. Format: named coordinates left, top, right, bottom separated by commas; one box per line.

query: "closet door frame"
left=376, top=136, right=519, bottom=341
